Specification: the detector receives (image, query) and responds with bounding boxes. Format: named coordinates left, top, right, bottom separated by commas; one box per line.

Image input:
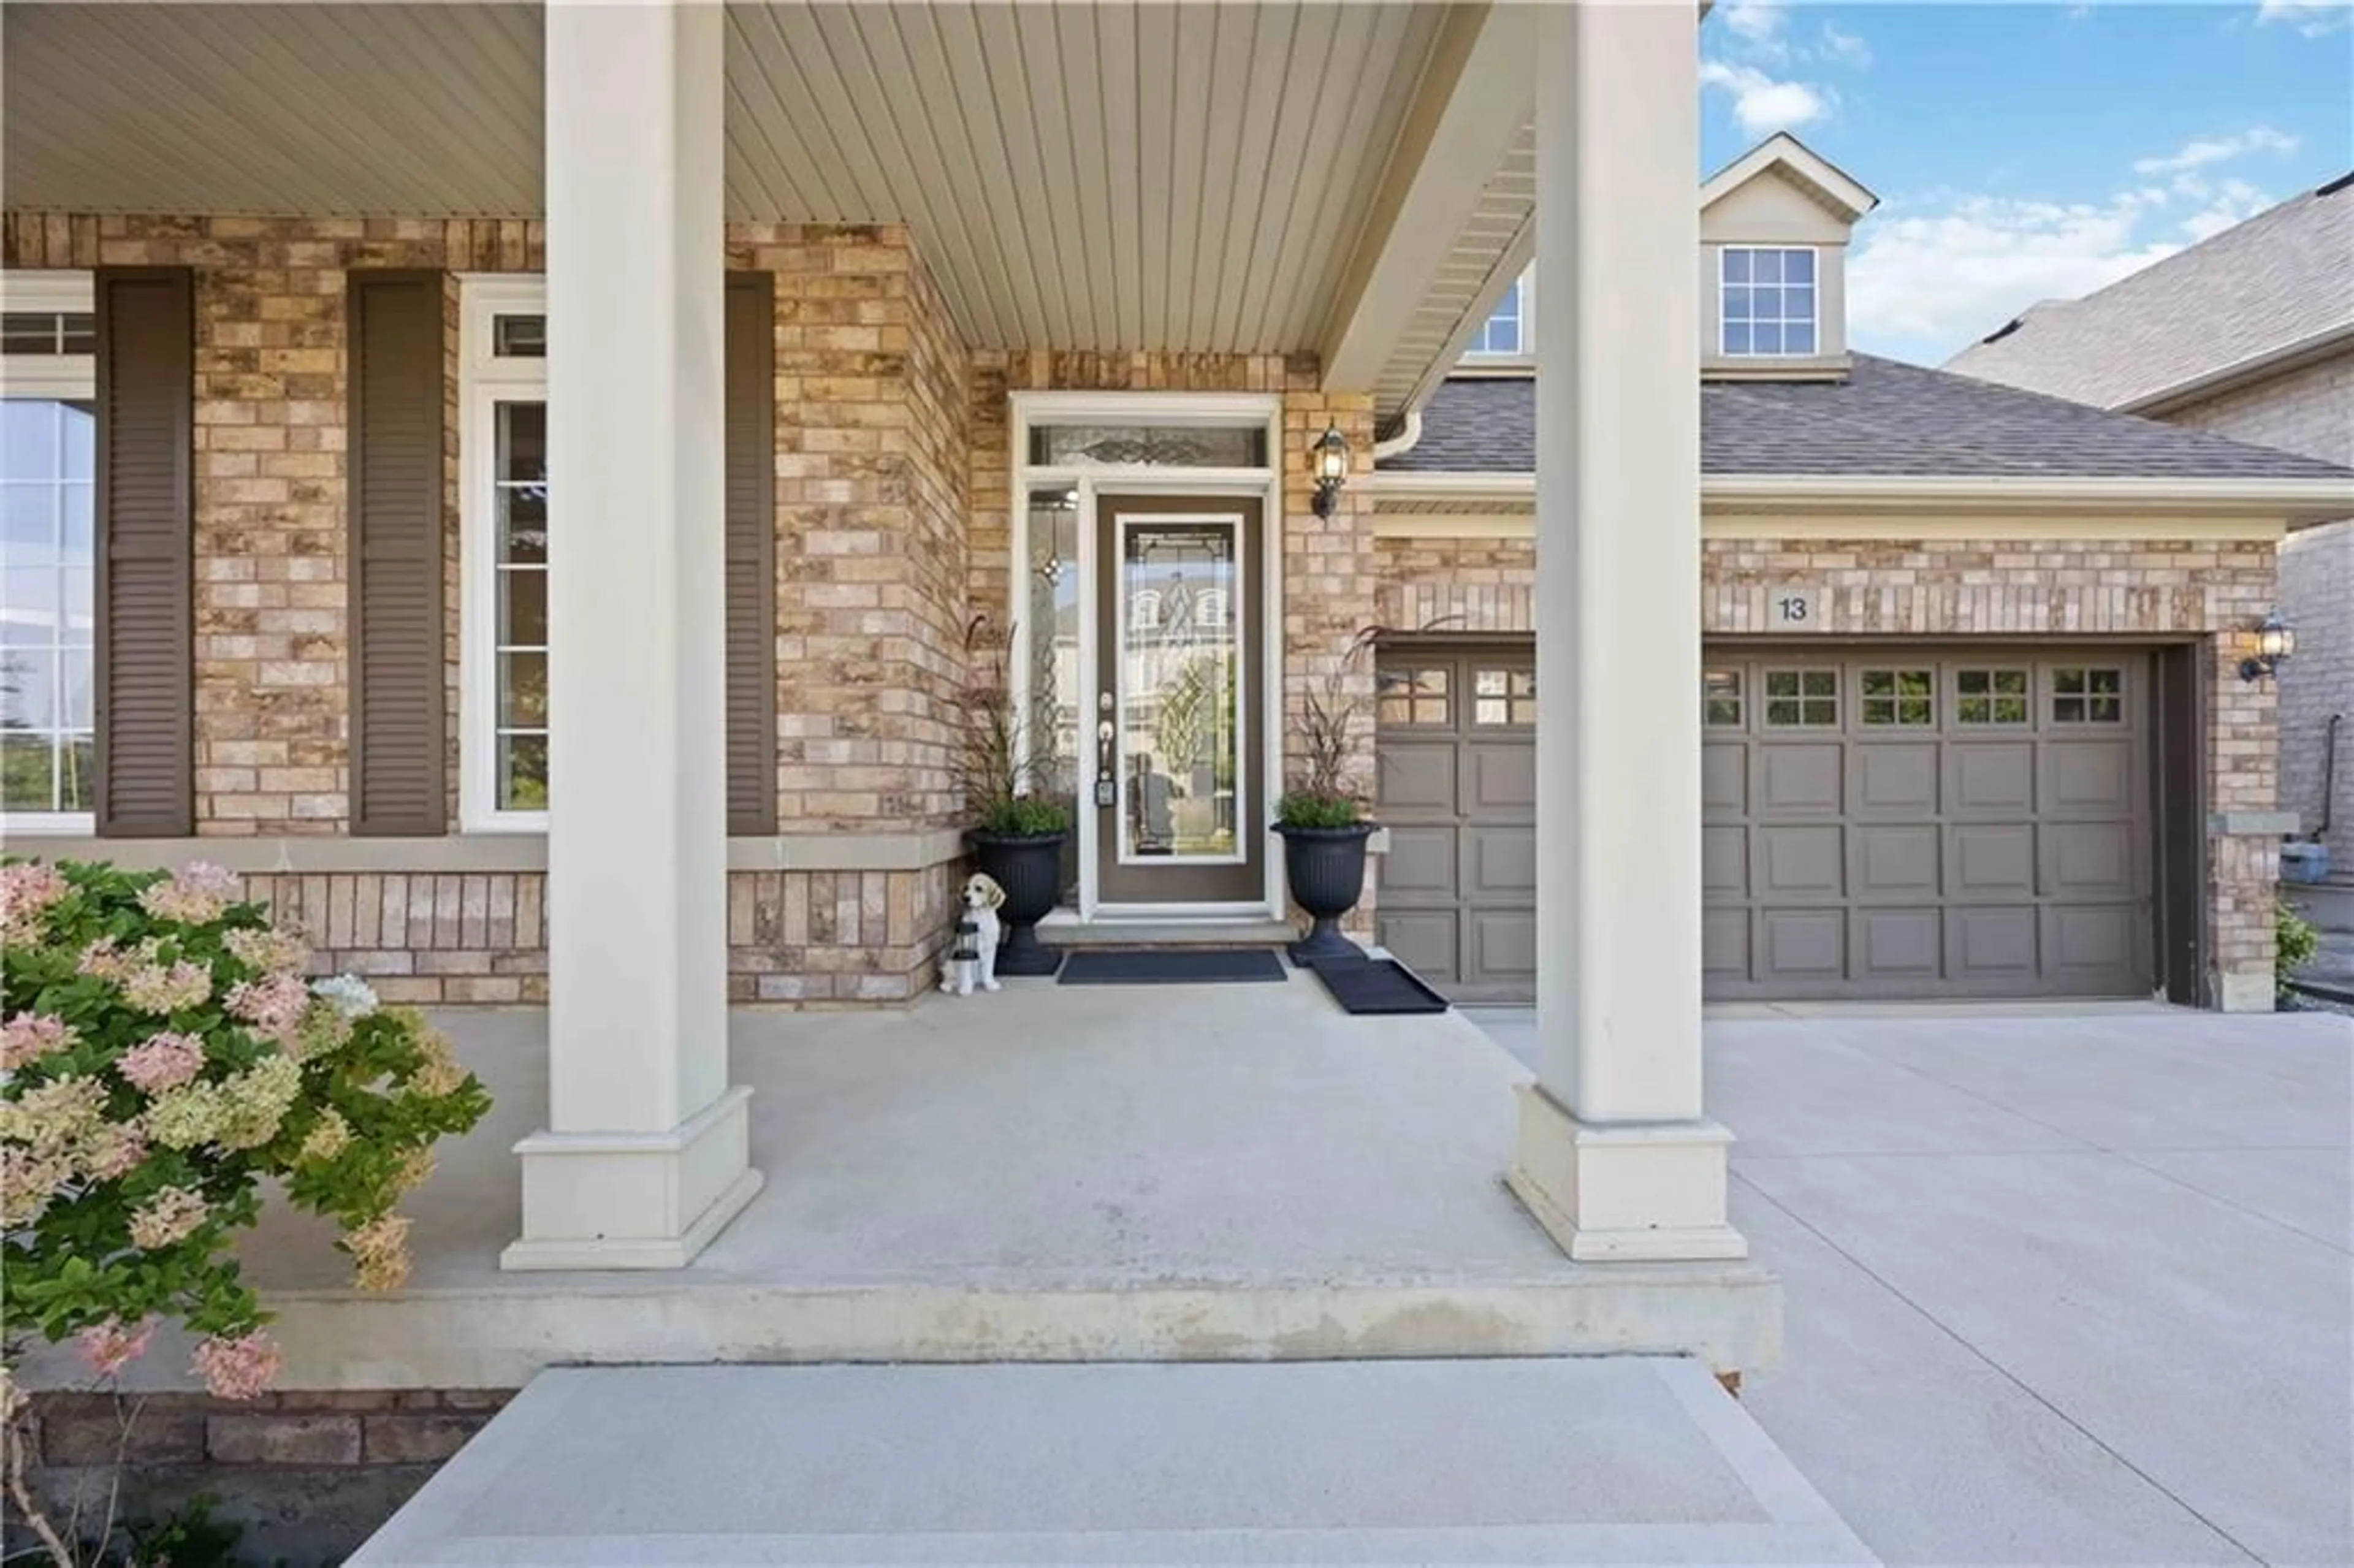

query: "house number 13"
left=1768, top=587, right=1823, bottom=630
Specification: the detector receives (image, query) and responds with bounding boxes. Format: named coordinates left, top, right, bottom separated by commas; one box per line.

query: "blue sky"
left=1696, top=1, right=2354, bottom=364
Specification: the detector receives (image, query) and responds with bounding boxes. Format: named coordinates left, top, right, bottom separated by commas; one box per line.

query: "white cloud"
left=2131, top=126, right=2299, bottom=175
left=1721, top=0, right=1788, bottom=48
left=1700, top=60, right=1834, bottom=139
left=1818, top=23, right=1873, bottom=67
left=2255, top=0, right=2353, bottom=36
left=1849, top=167, right=2277, bottom=361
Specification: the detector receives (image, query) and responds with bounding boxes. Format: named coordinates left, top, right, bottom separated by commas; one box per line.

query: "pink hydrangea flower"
left=76, top=936, right=134, bottom=981
left=0, top=862, right=67, bottom=940
left=191, top=1332, right=281, bottom=1401
left=76, top=1317, right=157, bottom=1379
left=226, top=972, right=310, bottom=1043
left=0, top=1012, right=77, bottom=1072
left=118, top=1031, right=207, bottom=1094
left=122, top=961, right=212, bottom=1015
left=127, top=1184, right=208, bottom=1250
left=138, top=862, right=242, bottom=924
left=224, top=925, right=309, bottom=976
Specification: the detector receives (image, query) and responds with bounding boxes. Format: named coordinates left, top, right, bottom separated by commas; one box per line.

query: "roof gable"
left=1699, top=133, right=1879, bottom=225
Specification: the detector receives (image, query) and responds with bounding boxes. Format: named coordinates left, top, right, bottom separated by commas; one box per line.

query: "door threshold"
left=1040, top=912, right=1297, bottom=949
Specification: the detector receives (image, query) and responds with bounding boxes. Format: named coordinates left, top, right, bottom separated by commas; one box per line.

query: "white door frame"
left=1007, top=391, right=1285, bottom=921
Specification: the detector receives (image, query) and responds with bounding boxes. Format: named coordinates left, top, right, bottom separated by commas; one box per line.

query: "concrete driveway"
left=1474, top=1005, right=2353, bottom=1567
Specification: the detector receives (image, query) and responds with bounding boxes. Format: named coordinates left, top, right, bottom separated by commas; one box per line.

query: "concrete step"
left=1041, top=917, right=1297, bottom=948
left=353, top=1360, right=1874, bottom=1566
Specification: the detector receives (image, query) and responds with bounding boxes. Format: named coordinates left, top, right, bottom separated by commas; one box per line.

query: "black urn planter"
left=1274, top=821, right=1376, bottom=967
left=967, top=830, right=1068, bottom=976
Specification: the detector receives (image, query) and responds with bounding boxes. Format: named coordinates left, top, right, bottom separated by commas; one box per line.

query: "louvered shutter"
left=348, top=272, right=449, bottom=836
left=94, top=268, right=194, bottom=837
left=725, top=273, right=778, bottom=835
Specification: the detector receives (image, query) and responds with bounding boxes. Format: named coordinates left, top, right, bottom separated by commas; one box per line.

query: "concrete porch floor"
left=45, top=972, right=1775, bottom=1393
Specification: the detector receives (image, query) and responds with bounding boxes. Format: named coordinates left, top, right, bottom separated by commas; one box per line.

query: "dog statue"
left=939, top=872, right=1006, bottom=996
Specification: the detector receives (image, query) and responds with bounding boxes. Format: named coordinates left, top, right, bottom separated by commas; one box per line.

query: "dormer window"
left=1720, top=247, right=1818, bottom=357
left=1465, top=273, right=1532, bottom=362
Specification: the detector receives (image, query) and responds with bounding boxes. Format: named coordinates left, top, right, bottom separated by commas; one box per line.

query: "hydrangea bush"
left=0, top=858, right=492, bottom=1404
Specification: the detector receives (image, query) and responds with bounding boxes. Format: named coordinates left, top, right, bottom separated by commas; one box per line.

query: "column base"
left=501, top=1084, right=763, bottom=1272
left=1506, top=1084, right=1748, bottom=1263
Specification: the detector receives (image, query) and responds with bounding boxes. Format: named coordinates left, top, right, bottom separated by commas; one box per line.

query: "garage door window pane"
left=1957, top=668, right=2030, bottom=725
left=1377, top=666, right=1449, bottom=726
left=1703, top=669, right=1743, bottom=726
left=2052, top=666, right=2124, bottom=724
left=1861, top=668, right=1934, bottom=726
left=1473, top=667, right=1534, bottom=726
left=1764, top=669, right=1837, bottom=727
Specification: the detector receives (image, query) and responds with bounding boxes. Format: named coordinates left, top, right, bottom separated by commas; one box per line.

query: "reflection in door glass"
left=1119, top=519, right=1241, bottom=861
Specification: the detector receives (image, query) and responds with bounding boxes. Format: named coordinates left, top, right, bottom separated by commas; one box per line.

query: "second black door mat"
left=1056, top=948, right=1289, bottom=985
left=1305, top=954, right=1452, bottom=1015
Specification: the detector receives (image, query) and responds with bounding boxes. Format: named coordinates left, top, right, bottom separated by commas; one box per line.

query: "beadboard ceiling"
left=2, top=2, right=1536, bottom=409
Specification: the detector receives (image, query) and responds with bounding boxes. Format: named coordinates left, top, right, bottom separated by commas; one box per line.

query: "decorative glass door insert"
left=1114, top=516, right=1243, bottom=863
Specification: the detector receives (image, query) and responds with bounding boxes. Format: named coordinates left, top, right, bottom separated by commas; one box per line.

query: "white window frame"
left=1, top=270, right=98, bottom=835
left=1460, top=270, right=1534, bottom=367
left=458, top=275, right=550, bottom=833
left=1718, top=246, right=1820, bottom=359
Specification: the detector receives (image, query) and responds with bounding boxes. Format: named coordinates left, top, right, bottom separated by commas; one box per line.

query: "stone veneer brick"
left=236, top=865, right=953, bottom=1006
left=1378, top=530, right=2287, bottom=1001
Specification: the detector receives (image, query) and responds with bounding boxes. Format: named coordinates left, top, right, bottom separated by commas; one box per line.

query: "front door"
left=1093, top=494, right=1265, bottom=904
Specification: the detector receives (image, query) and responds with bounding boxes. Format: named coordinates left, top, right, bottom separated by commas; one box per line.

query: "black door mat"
left=1056, top=948, right=1289, bottom=985
left=1308, top=954, right=1451, bottom=1015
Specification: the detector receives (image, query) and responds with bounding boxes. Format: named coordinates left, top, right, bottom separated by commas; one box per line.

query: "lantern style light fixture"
left=1310, top=424, right=1350, bottom=519
left=2239, top=611, right=2296, bottom=682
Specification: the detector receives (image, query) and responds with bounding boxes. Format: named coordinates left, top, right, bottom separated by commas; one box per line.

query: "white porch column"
left=501, top=0, right=761, bottom=1271
left=1504, top=0, right=1745, bottom=1263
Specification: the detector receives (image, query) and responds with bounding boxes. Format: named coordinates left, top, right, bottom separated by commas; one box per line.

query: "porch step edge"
left=1043, top=918, right=1298, bottom=948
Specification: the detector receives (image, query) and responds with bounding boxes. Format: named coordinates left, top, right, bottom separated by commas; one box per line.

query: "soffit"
left=2, top=2, right=1463, bottom=360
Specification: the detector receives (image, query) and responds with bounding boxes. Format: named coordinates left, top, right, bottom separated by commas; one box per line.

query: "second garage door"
left=1374, top=641, right=2158, bottom=1003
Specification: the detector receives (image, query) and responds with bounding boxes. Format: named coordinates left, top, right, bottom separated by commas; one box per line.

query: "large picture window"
left=461, top=278, right=551, bottom=828
left=1720, top=248, right=1818, bottom=358
left=1, top=273, right=97, bottom=832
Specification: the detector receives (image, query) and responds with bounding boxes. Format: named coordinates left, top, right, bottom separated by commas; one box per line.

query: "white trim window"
left=1, top=271, right=99, bottom=834
left=459, top=277, right=551, bottom=831
left=1720, top=247, right=1818, bottom=357
left=1464, top=270, right=1532, bottom=362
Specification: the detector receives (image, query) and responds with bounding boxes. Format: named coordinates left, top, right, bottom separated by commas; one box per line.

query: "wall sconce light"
left=1310, top=425, right=1349, bottom=519
left=2239, top=611, right=2295, bottom=682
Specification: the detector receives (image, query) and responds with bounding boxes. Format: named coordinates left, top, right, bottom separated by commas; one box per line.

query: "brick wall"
left=734, top=223, right=970, bottom=833
left=4, top=215, right=549, bottom=835
left=235, top=864, right=954, bottom=1005
left=23, top=1387, right=515, bottom=1566
left=1377, top=528, right=2286, bottom=1002
left=2163, top=357, right=2353, bottom=877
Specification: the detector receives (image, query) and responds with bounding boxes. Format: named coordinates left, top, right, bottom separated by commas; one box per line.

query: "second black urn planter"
left=967, top=829, right=1068, bottom=976
left=1274, top=821, right=1376, bottom=967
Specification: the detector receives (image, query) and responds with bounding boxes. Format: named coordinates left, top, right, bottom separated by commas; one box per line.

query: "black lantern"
left=2239, top=611, right=2296, bottom=682
left=1310, top=425, right=1349, bottom=519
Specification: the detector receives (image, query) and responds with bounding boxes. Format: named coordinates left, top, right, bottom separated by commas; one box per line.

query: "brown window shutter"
left=347, top=272, right=449, bottom=836
left=725, top=273, right=779, bottom=835
left=94, top=268, right=194, bottom=837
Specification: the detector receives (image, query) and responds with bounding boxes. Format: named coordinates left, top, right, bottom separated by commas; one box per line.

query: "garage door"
left=1374, top=642, right=2157, bottom=1003
left=1372, top=646, right=1537, bottom=1002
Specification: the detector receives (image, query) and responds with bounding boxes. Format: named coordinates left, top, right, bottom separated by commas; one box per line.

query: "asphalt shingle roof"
left=1943, top=177, right=2354, bottom=409
left=1378, top=355, right=2354, bottom=482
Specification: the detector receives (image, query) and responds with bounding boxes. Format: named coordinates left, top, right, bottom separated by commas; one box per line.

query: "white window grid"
left=1720, top=247, right=1819, bottom=358
left=1, top=270, right=97, bottom=834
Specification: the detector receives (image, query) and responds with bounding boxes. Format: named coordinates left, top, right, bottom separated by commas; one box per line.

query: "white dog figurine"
left=939, top=872, right=1006, bottom=996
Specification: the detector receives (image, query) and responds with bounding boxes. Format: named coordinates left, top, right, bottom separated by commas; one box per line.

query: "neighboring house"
left=1949, top=173, right=2354, bottom=883
left=1372, top=134, right=2349, bottom=1011
left=0, top=5, right=2348, bottom=1293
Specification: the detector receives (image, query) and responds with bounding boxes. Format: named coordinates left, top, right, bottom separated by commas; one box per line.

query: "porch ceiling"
left=2, top=2, right=1531, bottom=406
